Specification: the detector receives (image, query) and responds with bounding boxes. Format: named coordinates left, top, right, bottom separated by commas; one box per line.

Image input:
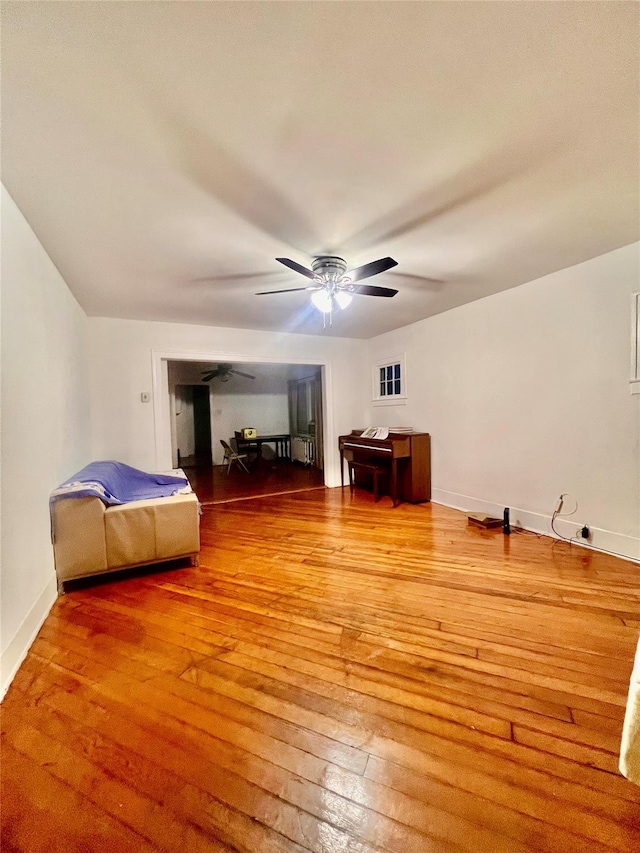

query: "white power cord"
left=550, top=493, right=638, bottom=563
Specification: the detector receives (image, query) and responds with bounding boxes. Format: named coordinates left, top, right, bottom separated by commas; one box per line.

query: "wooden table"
left=236, top=433, right=291, bottom=464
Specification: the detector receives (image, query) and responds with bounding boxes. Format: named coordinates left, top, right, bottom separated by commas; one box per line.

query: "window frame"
left=372, top=355, right=407, bottom=407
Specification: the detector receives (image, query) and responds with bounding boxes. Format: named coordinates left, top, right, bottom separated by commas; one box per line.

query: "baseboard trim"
left=1, top=575, right=58, bottom=700
left=432, top=488, right=640, bottom=564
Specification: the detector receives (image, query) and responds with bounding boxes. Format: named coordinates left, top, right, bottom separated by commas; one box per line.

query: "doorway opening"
left=167, top=360, right=325, bottom=504
left=174, top=384, right=212, bottom=468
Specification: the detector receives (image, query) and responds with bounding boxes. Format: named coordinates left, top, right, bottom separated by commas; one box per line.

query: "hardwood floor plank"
left=2, top=720, right=233, bottom=853
left=76, top=589, right=580, bottom=727
left=27, top=624, right=629, bottom=820
left=364, top=754, right=640, bottom=852
left=202, top=643, right=622, bottom=754
left=31, top=604, right=636, bottom=816
left=12, top=659, right=497, bottom=853
left=571, top=707, right=626, bottom=735
left=0, top=742, right=159, bottom=853
left=6, top=688, right=412, bottom=853
left=82, top=572, right=630, bottom=716
left=184, top=652, right=639, bottom=806
left=3, top=490, right=640, bottom=852
left=512, top=724, right=621, bottom=773
left=22, top=640, right=371, bottom=777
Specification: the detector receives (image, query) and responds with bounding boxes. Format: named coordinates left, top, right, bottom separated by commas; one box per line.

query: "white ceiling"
left=2, top=2, right=638, bottom=339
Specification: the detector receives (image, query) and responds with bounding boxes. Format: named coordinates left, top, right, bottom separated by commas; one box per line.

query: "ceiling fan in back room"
left=201, top=363, right=256, bottom=383
left=256, top=255, right=399, bottom=326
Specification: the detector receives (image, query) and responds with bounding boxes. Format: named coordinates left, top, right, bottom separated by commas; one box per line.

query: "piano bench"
left=348, top=460, right=387, bottom=504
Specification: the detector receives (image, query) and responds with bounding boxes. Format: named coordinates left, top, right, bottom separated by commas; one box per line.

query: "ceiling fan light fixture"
left=311, top=289, right=333, bottom=313
left=334, top=291, right=352, bottom=310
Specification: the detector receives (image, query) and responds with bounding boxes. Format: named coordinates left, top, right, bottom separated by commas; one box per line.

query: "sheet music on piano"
left=361, top=427, right=389, bottom=440
left=361, top=427, right=414, bottom=439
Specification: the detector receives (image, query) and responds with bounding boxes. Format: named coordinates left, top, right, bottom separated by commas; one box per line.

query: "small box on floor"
left=467, top=513, right=503, bottom=529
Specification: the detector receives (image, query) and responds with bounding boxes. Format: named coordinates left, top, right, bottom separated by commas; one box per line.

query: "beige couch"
left=52, top=490, right=200, bottom=590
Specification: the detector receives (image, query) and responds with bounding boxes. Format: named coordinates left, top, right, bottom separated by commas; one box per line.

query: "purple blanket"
left=50, top=461, right=188, bottom=506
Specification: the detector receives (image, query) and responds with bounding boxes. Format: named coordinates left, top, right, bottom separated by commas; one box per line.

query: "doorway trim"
left=150, top=349, right=336, bottom=486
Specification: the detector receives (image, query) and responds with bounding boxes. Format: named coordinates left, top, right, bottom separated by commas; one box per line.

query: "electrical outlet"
left=579, top=525, right=590, bottom=539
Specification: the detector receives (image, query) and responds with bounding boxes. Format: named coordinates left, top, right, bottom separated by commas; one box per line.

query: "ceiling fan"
left=256, top=256, right=399, bottom=323
left=201, top=363, right=256, bottom=383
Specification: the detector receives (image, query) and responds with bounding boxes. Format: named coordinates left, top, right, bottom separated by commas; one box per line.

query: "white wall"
left=212, top=393, right=289, bottom=465
left=365, top=243, right=640, bottom=559
left=87, top=318, right=367, bottom=486
left=1, top=186, right=90, bottom=695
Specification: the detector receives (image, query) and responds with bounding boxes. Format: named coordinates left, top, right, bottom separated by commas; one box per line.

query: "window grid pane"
left=377, top=361, right=403, bottom=398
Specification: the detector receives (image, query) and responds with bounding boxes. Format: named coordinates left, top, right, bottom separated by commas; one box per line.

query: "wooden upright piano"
left=338, top=430, right=431, bottom=506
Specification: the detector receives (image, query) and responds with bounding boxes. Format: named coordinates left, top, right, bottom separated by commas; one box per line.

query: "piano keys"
left=338, top=430, right=431, bottom=506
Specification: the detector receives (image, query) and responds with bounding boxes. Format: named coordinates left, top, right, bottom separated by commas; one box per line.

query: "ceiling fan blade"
left=192, top=271, right=279, bottom=283
left=255, top=286, right=315, bottom=295
left=231, top=370, right=256, bottom=380
left=349, top=284, right=398, bottom=298
left=387, top=272, right=444, bottom=285
left=202, top=371, right=220, bottom=381
left=347, top=256, right=398, bottom=282
left=275, top=257, right=318, bottom=280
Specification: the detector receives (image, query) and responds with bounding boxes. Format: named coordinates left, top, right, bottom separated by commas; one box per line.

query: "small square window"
left=374, top=358, right=405, bottom=405
left=373, top=356, right=406, bottom=405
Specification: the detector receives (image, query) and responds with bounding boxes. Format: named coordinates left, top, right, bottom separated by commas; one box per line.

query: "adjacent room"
left=2, top=2, right=640, bottom=852
left=167, top=359, right=324, bottom=503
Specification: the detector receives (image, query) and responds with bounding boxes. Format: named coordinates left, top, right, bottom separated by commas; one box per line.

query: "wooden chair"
left=220, top=439, right=250, bottom=474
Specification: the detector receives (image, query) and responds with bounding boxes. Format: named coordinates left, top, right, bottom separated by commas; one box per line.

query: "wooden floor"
left=3, top=488, right=640, bottom=852
left=185, top=460, right=324, bottom=504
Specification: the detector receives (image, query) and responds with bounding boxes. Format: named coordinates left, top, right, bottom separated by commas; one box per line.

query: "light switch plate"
left=141, top=392, right=151, bottom=403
